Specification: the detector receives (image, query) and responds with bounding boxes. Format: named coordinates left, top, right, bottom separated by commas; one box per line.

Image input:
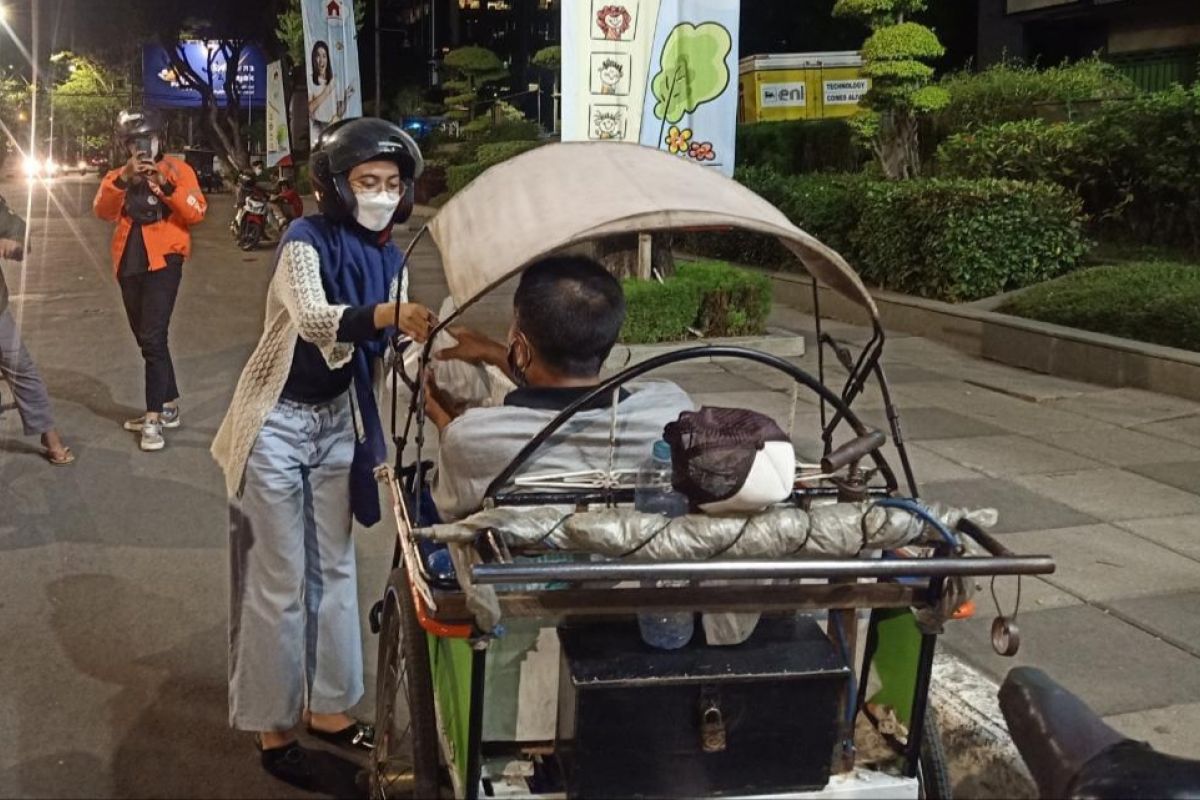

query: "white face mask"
left=353, top=189, right=402, bottom=231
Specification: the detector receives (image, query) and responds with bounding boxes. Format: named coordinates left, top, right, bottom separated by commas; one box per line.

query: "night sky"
left=0, top=0, right=979, bottom=91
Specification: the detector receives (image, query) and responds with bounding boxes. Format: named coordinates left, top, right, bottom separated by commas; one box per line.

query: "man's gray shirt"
left=432, top=380, right=695, bottom=521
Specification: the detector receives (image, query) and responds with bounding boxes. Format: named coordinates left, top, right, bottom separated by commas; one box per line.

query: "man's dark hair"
left=514, top=255, right=626, bottom=377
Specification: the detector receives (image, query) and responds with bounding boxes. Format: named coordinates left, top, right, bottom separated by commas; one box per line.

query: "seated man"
left=425, top=255, right=694, bottom=522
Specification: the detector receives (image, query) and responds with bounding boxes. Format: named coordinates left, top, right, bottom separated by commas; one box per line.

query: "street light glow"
left=0, top=7, right=8, bottom=23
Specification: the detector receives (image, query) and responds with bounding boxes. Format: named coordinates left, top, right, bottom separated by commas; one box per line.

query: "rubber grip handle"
left=822, top=430, right=887, bottom=473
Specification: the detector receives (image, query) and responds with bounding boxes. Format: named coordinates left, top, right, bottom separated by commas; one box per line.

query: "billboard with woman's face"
left=302, top=0, right=364, bottom=145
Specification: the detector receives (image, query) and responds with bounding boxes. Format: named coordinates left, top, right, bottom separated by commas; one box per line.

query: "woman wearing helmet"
left=93, top=109, right=207, bottom=451
left=211, top=117, right=435, bottom=788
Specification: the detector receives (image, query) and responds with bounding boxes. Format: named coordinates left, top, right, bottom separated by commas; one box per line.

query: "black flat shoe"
left=260, top=740, right=317, bottom=790
left=308, top=721, right=375, bottom=752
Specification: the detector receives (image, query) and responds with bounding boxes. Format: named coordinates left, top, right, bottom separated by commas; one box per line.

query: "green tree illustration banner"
left=561, top=1, right=740, bottom=176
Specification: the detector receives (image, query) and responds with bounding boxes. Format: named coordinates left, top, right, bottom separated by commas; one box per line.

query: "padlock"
left=700, top=704, right=727, bottom=753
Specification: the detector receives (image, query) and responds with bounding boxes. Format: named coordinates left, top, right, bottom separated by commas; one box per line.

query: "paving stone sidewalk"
left=406, top=225, right=1200, bottom=760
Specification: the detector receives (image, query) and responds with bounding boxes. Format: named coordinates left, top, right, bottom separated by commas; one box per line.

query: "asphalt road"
left=0, top=176, right=394, bottom=799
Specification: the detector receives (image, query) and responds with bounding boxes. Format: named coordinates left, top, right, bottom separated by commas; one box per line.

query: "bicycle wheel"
left=371, top=568, right=441, bottom=799
left=916, top=706, right=952, bottom=800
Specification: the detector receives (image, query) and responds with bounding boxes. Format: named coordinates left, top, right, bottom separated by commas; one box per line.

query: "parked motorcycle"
left=230, top=174, right=268, bottom=251
left=230, top=174, right=302, bottom=252
left=1001, top=667, right=1200, bottom=798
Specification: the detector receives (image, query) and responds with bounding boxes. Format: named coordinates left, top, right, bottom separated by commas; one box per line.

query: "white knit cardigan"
left=211, top=240, right=404, bottom=498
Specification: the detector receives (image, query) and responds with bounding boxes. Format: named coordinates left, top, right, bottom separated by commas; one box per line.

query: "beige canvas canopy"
left=425, top=141, right=878, bottom=317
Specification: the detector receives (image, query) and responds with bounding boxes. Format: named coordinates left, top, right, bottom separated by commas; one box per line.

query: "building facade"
left=978, top=0, right=1200, bottom=90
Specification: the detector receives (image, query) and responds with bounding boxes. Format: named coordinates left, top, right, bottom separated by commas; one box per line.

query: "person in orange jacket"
left=93, top=109, right=207, bottom=452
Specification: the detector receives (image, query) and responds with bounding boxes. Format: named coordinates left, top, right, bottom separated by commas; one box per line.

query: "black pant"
left=120, top=261, right=182, bottom=413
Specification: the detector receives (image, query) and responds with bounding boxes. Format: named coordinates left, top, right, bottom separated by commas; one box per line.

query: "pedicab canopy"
left=425, top=141, right=879, bottom=317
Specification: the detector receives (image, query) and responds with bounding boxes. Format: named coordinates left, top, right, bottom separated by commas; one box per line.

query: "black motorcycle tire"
left=239, top=220, right=263, bottom=251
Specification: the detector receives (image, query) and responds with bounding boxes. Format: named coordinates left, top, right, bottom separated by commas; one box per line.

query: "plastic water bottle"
left=635, top=440, right=694, bottom=650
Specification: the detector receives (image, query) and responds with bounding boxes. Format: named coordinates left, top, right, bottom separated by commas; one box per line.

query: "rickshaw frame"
left=369, top=142, right=1054, bottom=800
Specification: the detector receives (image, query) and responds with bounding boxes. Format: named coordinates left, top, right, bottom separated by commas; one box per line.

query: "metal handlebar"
left=821, top=430, right=888, bottom=473
left=470, top=555, right=1056, bottom=585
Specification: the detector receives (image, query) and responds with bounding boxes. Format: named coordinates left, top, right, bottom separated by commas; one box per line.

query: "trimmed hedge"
left=622, top=278, right=703, bottom=344
left=442, top=140, right=547, bottom=197
left=683, top=260, right=773, bottom=338
left=621, top=260, right=772, bottom=344
left=936, top=57, right=1137, bottom=131
left=736, top=120, right=866, bottom=175
left=851, top=178, right=1088, bottom=302
left=1001, top=262, right=1200, bottom=352
left=682, top=167, right=1088, bottom=302
left=937, top=84, right=1200, bottom=251
left=474, top=140, right=544, bottom=169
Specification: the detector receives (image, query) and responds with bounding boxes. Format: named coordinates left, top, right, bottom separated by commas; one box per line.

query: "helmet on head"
left=311, top=117, right=424, bottom=226
left=116, top=109, right=163, bottom=143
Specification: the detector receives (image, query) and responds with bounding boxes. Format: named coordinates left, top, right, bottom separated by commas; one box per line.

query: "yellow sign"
left=738, top=52, right=870, bottom=123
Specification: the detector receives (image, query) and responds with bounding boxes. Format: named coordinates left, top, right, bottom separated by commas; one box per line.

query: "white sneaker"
left=140, top=421, right=165, bottom=452
left=124, top=405, right=180, bottom=432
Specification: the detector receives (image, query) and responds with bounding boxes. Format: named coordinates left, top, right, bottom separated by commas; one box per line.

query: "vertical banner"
left=265, top=61, right=293, bottom=168
left=562, top=1, right=740, bottom=176
left=301, top=0, right=364, bottom=146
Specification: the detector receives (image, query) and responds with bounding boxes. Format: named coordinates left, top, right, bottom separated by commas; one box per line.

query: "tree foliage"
left=532, top=46, right=562, bottom=71
left=833, top=0, right=946, bottom=179
left=51, top=56, right=126, bottom=156
left=442, top=47, right=508, bottom=121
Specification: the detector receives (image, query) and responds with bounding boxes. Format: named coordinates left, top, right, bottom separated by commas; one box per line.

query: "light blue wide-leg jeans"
left=228, top=394, right=364, bottom=731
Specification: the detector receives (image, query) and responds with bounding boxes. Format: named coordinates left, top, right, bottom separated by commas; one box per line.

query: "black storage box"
left=556, top=616, right=849, bottom=799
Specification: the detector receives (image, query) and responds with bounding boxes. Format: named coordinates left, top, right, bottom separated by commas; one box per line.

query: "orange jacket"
left=93, top=155, right=207, bottom=275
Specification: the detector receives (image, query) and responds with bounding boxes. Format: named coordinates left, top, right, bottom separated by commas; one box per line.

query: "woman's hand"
left=396, top=302, right=437, bottom=343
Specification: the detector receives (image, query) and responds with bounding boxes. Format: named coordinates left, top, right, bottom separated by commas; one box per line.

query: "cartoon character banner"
left=265, top=61, right=293, bottom=168
left=562, top=0, right=739, bottom=176
left=301, top=0, right=363, bottom=146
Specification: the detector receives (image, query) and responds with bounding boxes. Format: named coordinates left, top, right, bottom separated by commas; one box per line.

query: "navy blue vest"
left=280, top=216, right=403, bottom=527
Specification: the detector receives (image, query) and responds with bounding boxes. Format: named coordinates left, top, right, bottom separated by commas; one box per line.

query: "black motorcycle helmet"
left=116, top=109, right=163, bottom=156
left=311, top=117, right=423, bottom=227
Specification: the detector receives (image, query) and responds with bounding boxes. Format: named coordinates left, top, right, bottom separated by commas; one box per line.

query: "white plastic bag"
left=400, top=297, right=514, bottom=410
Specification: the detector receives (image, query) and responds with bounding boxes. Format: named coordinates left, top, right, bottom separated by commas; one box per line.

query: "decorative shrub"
left=677, top=167, right=866, bottom=267
left=621, top=261, right=772, bottom=344
left=936, top=84, right=1200, bottom=251
left=679, top=260, right=773, bottom=338
left=473, top=140, right=544, bottom=169
left=736, top=120, right=866, bottom=175
left=1002, top=262, right=1200, bottom=352
left=937, top=57, right=1137, bottom=131
left=621, top=277, right=703, bottom=344
left=851, top=178, right=1088, bottom=301
left=434, top=127, right=545, bottom=200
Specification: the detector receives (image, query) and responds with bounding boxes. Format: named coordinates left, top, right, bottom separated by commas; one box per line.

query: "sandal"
left=307, top=721, right=375, bottom=752
left=45, top=446, right=75, bottom=466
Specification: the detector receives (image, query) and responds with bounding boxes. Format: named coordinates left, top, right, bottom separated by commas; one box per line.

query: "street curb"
left=932, top=653, right=1036, bottom=799
left=605, top=328, right=806, bottom=370
left=765, top=270, right=1200, bottom=403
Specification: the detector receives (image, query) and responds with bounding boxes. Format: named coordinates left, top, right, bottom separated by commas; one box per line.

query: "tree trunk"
left=875, top=111, right=920, bottom=180
left=587, top=232, right=676, bottom=280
